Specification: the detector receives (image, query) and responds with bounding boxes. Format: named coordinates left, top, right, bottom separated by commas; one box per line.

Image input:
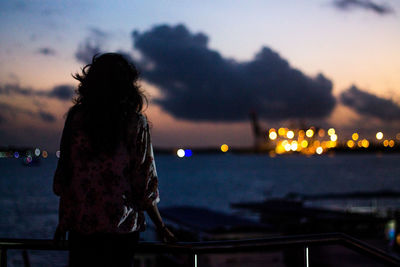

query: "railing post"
left=192, top=253, right=197, bottom=267
left=303, top=245, right=309, bottom=267
left=0, top=248, right=7, bottom=267
left=22, top=250, right=31, bottom=267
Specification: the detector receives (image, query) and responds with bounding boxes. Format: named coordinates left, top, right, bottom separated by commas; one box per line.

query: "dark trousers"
left=68, top=231, right=139, bottom=267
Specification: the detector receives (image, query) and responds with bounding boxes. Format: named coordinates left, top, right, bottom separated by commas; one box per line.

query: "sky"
left=0, top=0, right=400, bottom=151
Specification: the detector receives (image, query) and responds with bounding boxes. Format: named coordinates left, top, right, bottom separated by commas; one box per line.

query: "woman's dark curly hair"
left=70, top=53, right=147, bottom=153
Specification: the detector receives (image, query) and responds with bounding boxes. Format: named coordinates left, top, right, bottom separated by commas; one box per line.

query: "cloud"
left=37, top=47, right=56, bottom=56
left=132, top=24, right=336, bottom=122
left=333, top=0, right=394, bottom=15
left=48, top=85, right=74, bottom=101
left=0, top=102, right=56, bottom=123
left=38, top=111, right=56, bottom=122
left=340, top=85, right=400, bottom=120
left=0, top=84, right=74, bottom=101
left=75, top=28, right=108, bottom=64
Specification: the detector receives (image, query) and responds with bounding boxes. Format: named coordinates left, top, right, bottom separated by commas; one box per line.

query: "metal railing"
left=1, top=233, right=399, bottom=266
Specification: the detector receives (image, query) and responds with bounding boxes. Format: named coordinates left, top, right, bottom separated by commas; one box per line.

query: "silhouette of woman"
left=53, top=53, right=175, bottom=267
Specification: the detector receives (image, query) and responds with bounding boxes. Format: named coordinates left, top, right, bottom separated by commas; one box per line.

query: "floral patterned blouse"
left=53, top=107, right=159, bottom=234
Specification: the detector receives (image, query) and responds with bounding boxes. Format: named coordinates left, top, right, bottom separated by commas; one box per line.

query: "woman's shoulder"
left=65, top=105, right=85, bottom=125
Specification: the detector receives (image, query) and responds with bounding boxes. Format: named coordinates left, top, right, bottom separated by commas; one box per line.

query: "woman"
left=53, top=53, right=175, bottom=267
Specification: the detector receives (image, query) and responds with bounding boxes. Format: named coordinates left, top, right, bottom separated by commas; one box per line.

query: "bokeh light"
left=389, top=140, right=395, bottom=148
left=177, top=149, right=185, bottom=158
left=56, top=150, right=61, bottom=158
left=330, top=134, right=337, bottom=142
left=347, top=140, right=355, bottom=148
left=327, top=128, right=335, bottom=136
left=284, top=143, right=291, bottom=152
left=42, top=151, right=48, bottom=158
left=361, top=139, right=369, bottom=148
left=269, top=131, right=277, bottom=140
left=383, top=140, right=389, bottom=147
left=376, top=132, right=383, bottom=140
left=221, top=144, right=229, bottom=153
left=286, top=130, right=294, bottom=139
left=316, top=147, right=323, bottom=154
left=352, top=133, right=359, bottom=141
left=34, top=148, right=40, bottom=157
left=290, top=141, right=298, bottom=151
left=301, top=140, right=308, bottom=148
left=306, top=129, right=314, bottom=138
left=184, top=149, right=192, bottom=157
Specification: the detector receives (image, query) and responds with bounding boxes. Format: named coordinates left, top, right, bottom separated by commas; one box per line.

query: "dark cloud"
left=48, top=85, right=74, bottom=101
left=37, top=47, right=56, bottom=56
left=75, top=41, right=101, bottom=64
left=38, top=111, right=56, bottom=122
left=75, top=28, right=108, bottom=64
left=132, top=24, right=336, bottom=122
left=333, top=0, right=394, bottom=15
left=0, top=84, right=74, bottom=101
left=89, top=28, right=109, bottom=39
left=0, top=102, right=56, bottom=123
left=340, top=85, right=400, bottom=120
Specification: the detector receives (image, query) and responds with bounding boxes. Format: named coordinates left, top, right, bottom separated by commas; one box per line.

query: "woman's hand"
left=157, top=225, right=177, bottom=243
left=146, top=204, right=177, bottom=242
left=53, top=225, right=67, bottom=246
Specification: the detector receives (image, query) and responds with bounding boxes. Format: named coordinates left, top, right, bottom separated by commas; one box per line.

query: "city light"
left=384, top=140, right=389, bottom=147
left=301, top=140, right=308, bottom=148
left=184, top=149, right=192, bottom=157
left=347, top=140, right=355, bottom=148
left=177, top=149, right=185, bottom=158
left=286, top=130, right=294, bottom=139
left=318, top=129, right=325, bottom=137
left=221, top=144, right=229, bottom=153
left=327, top=128, right=335, bottom=136
left=284, top=143, right=291, bottom=151
left=4, top=127, right=397, bottom=160
left=361, top=139, right=369, bottom=148
left=291, top=141, right=298, bottom=151
left=269, top=131, right=277, bottom=140
left=389, top=140, right=395, bottom=148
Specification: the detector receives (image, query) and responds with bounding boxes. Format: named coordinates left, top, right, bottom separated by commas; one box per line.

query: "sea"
left=1, top=153, right=400, bottom=266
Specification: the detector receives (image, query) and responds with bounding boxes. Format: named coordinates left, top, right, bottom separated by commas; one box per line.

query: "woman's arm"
left=53, top=109, right=74, bottom=196
left=146, top=204, right=176, bottom=242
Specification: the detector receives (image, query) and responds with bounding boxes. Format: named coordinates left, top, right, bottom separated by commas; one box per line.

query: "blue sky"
left=1, top=0, right=400, bottom=150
